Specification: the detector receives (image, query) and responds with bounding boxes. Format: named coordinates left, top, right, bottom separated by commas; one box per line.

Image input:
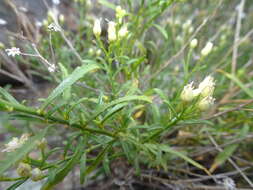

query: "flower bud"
left=17, top=163, right=32, bottom=177
left=36, top=138, right=47, bottom=150
left=118, top=25, right=128, bottom=39
left=197, top=96, right=215, bottom=111
left=190, top=38, right=198, bottom=49
left=88, top=48, right=95, bottom=56
left=31, top=168, right=44, bottom=181
left=116, top=6, right=127, bottom=19
left=59, top=14, right=65, bottom=23
left=181, top=82, right=199, bottom=102
left=93, top=19, right=101, bottom=37
left=188, top=26, right=194, bottom=34
left=198, top=76, right=215, bottom=97
left=201, top=42, right=213, bottom=56
left=96, top=49, right=102, bottom=56
left=182, top=19, right=192, bottom=30
left=108, top=21, right=117, bottom=42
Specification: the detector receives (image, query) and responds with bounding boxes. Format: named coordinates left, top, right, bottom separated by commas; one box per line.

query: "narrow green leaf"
left=80, top=152, right=87, bottom=184
left=212, top=124, right=249, bottom=169
left=101, top=103, right=128, bottom=124
left=41, top=63, right=100, bottom=110
left=42, top=138, right=84, bottom=190
left=147, top=144, right=207, bottom=171
left=214, top=144, right=238, bottom=167
left=85, top=140, right=114, bottom=177
left=153, top=24, right=168, bottom=39
left=0, top=87, right=20, bottom=105
left=7, top=178, right=28, bottom=190
left=89, top=95, right=152, bottom=122
left=220, top=70, right=253, bottom=98
left=98, top=0, right=116, bottom=9
left=59, top=63, right=71, bottom=101
left=0, top=127, right=49, bottom=174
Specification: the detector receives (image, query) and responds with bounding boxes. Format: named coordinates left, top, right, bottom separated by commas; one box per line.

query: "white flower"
left=108, top=21, right=117, bottom=42
left=19, top=6, right=28, bottom=12
left=198, top=75, right=215, bottom=97
left=93, top=19, right=102, bottom=37
left=190, top=38, right=198, bottom=49
left=197, top=96, right=215, bottom=111
left=0, top=18, right=7, bottom=25
left=223, top=177, right=236, bottom=190
left=19, top=134, right=29, bottom=144
left=48, top=23, right=60, bottom=32
left=5, top=47, right=21, bottom=57
left=35, top=20, right=43, bottom=27
left=52, top=0, right=61, bottom=5
left=118, top=25, right=128, bottom=38
left=201, top=42, right=213, bottom=56
left=48, top=64, right=56, bottom=72
left=181, top=82, right=200, bottom=102
left=2, top=134, right=29, bottom=153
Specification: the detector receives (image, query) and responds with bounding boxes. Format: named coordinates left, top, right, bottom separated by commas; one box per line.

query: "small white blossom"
left=223, top=177, right=236, bottom=190
left=35, top=20, right=43, bottom=27
left=52, top=0, right=61, bottom=5
left=48, top=23, right=60, bottom=32
left=198, top=75, right=215, bottom=97
left=93, top=19, right=102, bottom=37
left=5, top=47, right=21, bottom=57
left=48, top=64, right=56, bottom=72
left=19, top=6, right=28, bottom=12
left=197, top=96, right=215, bottom=111
left=181, top=82, right=200, bottom=102
left=118, top=25, right=128, bottom=39
left=108, top=21, right=117, bottom=42
left=201, top=42, right=213, bottom=56
left=2, top=134, right=29, bottom=153
left=0, top=18, right=7, bottom=25
left=190, top=38, right=198, bottom=49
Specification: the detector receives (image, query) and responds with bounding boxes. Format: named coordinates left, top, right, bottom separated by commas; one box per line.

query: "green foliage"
left=0, top=0, right=253, bottom=189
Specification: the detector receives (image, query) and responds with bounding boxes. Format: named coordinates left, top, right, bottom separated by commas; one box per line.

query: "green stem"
left=0, top=99, right=116, bottom=138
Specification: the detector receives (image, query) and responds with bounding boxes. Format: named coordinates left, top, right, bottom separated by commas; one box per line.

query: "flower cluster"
left=92, top=6, right=129, bottom=42
left=2, top=133, right=29, bottom=152
left=5, top=47, right=21, bottom=57
left=16, top=162, right=44, bottom=181
left=181, top=76, right=216, bottom=111
left=48, top=23, right=60, bottom=32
